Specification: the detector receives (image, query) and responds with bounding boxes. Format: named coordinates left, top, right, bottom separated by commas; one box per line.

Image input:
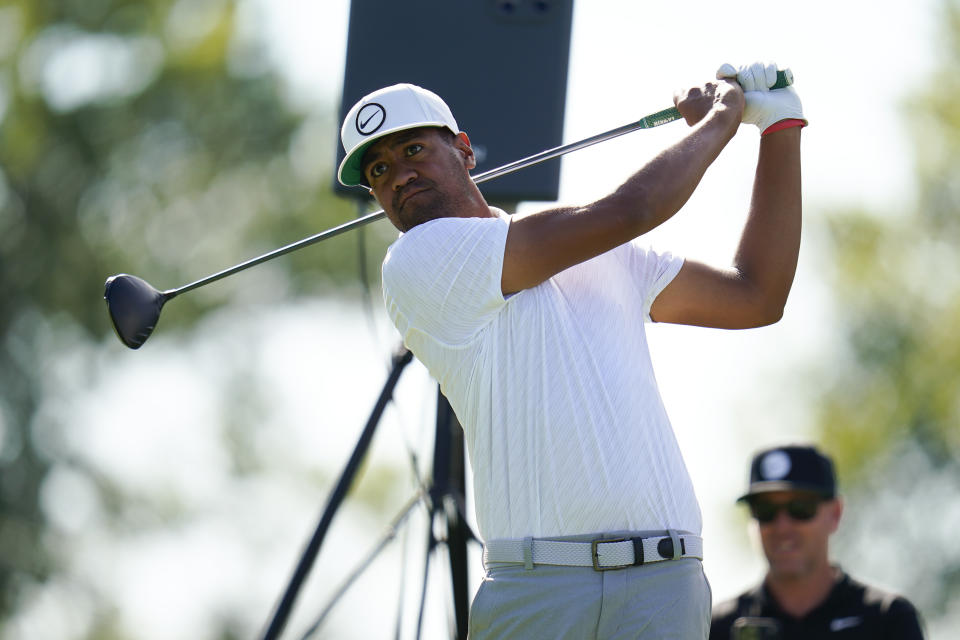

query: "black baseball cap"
left=737, top=444, right=837, bottom=503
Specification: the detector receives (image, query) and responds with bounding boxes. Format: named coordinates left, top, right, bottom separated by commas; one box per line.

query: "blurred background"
left=1, top=0, right=958, bottom=638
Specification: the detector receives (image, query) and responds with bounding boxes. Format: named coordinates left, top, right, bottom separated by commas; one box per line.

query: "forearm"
left=733, top=126, right=802, bottom=321
left=501, top=107, right=739, bottom=293
left=646, top=62, right=805, bottom=329
left=500, top=80, right=743, bottom=295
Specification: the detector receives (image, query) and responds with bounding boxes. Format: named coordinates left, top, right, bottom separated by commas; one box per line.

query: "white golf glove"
left=716, top=61, right=806, bottom=134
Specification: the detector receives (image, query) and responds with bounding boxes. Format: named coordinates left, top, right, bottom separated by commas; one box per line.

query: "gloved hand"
left=716, top=62, right=806, bottom=134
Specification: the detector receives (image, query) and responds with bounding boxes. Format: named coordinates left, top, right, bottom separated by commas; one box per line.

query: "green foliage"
left=0, top=0, right=392, bottom=632
left=816, top=211, right=960, bottom=476
left=808, top=0, right=960, bottom=626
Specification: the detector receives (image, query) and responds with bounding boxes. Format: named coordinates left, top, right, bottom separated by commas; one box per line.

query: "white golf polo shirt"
left=381, top=210, right=701, bottom=542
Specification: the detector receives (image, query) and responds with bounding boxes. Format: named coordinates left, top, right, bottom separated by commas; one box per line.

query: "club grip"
left=719, top=67, right=793, bottom=90
left=772, top=69, right=793, bottom=89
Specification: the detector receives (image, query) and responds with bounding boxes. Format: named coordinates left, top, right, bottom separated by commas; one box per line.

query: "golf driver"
left=104, top=70, right=792, bottom=349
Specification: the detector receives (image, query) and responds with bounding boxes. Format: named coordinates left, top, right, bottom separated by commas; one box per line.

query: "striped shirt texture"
left=381, top=210, right=700, bottom=542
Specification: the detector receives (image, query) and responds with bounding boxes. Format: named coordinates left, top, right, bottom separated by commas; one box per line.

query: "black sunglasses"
left=748, top=498, right=823, bottom=523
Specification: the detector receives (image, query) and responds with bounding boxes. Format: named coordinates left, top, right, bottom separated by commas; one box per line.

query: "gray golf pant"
left=469, top=548, right=711, bottom=639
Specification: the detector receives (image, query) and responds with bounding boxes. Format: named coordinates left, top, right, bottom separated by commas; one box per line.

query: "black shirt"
left=710, top=570, right=925, bottom=640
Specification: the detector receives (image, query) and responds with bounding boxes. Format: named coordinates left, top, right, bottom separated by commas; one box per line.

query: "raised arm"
left=500, top=79, right=745, bottom=295
left=650, top=127, right=801, bottom=327
left=651, top=62, right=805, bottom=328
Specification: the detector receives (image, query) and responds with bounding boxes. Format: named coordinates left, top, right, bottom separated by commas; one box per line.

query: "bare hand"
left=673, top=79, right=744, bottom=127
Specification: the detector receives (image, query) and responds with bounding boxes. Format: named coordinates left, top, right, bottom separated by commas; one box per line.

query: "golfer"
left=338, top=61, right=805, bottom=639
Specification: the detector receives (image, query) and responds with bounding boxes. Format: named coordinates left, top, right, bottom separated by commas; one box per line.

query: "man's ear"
left=454, top=131, right=476, bottom=170
left=826, top=497, right=843, bottom=534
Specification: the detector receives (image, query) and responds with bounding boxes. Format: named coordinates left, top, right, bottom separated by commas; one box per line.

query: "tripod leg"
left=259, top=347, right=414, bottom=640
left=432, top=389, right=471, bottom=640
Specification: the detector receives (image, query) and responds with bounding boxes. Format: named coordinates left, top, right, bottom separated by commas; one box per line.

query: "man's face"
left=749, top=490, right=842, bottom=581
left=361, top=127, right=477, bottom=232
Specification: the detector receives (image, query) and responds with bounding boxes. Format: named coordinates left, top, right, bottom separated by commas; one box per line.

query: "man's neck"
left=765, top=565, right=840, bottom=619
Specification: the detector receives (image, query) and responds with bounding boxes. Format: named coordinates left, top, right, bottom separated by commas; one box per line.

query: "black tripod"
left=258, top=346, right=475, bottom=640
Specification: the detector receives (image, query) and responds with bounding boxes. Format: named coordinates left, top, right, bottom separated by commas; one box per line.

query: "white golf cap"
left=338, top=83, right=460, bottom=187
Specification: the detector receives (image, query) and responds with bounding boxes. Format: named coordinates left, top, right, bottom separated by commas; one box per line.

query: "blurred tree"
left=0, top=0, right=393, bottom=635
left=806, top=0, right=960, bottom=631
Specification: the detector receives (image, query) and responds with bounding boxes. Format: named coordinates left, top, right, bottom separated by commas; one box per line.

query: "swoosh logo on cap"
left=356, top=103, right=386, bottom=136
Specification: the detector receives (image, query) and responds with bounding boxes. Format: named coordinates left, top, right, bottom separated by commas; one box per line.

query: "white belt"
left=483, top=531, right=702, bottom=571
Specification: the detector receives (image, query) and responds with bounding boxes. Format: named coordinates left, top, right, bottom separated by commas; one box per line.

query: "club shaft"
left=157, top=70, right=797, bottom=298
left=166, top=212, right=383, bottom=298
left=470, top=105, right=682, bottom=184
left=166, top=107, right=682, bottom=297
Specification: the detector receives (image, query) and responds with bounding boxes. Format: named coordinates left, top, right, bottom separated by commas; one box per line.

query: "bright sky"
left=17, top=1, right=942, bottom=639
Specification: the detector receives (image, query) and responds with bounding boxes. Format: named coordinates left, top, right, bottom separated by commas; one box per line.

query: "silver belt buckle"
left=591, top=537, right=629, bottom=571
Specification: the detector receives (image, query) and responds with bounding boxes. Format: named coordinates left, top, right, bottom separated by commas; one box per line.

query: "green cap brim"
left=338, top=139, right=377, bottom=187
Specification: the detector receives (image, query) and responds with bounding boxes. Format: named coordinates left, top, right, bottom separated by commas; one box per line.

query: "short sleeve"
left=382, top=216, right=509, bottom=346
left=883, top=597, right=926, bottom=640
left=622, top=241, right=685, bottom=321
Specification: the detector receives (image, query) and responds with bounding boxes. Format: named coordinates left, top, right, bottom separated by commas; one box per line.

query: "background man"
left=710, top=444, right=926, bottom=639
left=338, top=62, right=803, bottom=638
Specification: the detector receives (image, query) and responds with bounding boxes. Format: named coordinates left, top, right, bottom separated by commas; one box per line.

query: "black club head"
left=104, top=274, right=168, bottom=349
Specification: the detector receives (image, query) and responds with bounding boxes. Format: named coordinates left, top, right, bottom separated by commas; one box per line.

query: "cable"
left=393, top=510, right=410, bottom=640
left=298, top=487, right=432, bottom=639
left=258, top=348, right=414, bottom=640
left=414, top=525, right=436, bottom=640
